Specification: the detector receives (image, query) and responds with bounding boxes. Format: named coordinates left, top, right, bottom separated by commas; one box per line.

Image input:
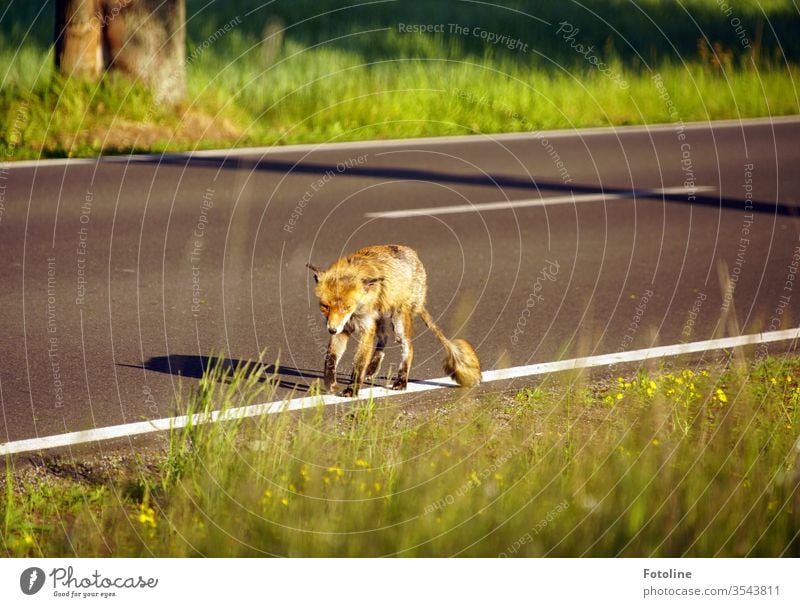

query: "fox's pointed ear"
left=362, top=276, right=384, bottom=289
left=306, top=263, right=322, bottom=283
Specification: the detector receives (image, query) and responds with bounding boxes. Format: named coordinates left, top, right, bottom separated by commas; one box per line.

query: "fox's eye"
left=320, top=304, right=329, bottom=313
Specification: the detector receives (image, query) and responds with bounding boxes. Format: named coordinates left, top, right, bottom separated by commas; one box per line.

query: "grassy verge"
left=2, top=354, right=799, bottom=557
left=1, top=1, right=799, bottom=159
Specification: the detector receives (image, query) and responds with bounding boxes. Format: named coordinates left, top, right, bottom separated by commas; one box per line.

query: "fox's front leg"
left=342, top=322, right=377, bottom=397
left=324, top=332, right=349, bottom=393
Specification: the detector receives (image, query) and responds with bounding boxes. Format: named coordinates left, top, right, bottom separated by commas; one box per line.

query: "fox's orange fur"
left=307, top=244, right=481, bottom=396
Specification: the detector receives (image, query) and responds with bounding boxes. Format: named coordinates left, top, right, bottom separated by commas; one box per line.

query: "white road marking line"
left=1, top=326, right=797, bottom=456
left=364, top=186, right=716, bottom=219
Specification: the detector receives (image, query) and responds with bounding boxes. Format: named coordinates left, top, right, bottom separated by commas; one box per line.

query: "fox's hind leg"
left=390, top=307, right=414, bottom=390
left=365, top=316, right=388, bottom=378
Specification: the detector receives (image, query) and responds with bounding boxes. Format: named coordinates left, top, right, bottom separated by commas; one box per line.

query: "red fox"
left=307, top=244, right=481, bottom=396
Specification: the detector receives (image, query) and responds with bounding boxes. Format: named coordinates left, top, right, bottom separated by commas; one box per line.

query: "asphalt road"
left=1, top=117, right=799, bottom=445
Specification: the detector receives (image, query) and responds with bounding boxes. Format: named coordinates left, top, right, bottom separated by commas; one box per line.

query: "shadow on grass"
left=4, top=1, right=799, bottom=67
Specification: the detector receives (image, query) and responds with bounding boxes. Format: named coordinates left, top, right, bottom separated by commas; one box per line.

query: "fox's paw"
left=340, top=386, right=356, bottom=397
left=365, top=354, right=384, bottom=378
left=390, top=378, right=408, bottom=391
left=325, top=382, right=341, bottom=395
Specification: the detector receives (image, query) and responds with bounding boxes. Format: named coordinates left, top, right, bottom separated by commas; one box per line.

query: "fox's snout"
left=324, top=309, right=353, bottom=335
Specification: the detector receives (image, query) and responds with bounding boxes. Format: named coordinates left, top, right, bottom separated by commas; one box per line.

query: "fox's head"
left=307, top=263, right=382, bottom=334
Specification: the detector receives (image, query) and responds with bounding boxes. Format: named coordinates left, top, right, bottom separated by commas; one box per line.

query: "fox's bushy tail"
left=418, top=307, right=481, bottom=387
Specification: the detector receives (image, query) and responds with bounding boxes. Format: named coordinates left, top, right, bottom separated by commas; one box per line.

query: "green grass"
left=2, top=353, right=799, bottom=557
left=1, top=1, right=799, bottom=159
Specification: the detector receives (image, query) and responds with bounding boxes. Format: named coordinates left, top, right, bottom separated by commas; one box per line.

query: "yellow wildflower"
left=138, top=504, right=156, bottom=528
left=355, top=459, right=369, bottom=468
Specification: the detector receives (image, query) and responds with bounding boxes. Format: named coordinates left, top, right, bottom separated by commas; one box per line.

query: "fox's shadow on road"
left=126, top=355, right=411, bottom=395
left=129, top=354, right=325, bottom=393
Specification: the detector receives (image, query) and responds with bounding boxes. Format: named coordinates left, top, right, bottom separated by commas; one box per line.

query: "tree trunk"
left=54, top=0, right=103, bottom=78
left=55, top=0, right=186, bottom=105
left=103, top=0, right=186, bottom=104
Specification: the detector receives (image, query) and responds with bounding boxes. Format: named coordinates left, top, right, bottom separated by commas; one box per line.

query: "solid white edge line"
left=4, top=116, right=798, bottom=169
left=364, top=186, right=716, bottom=219
left=1, top=327, right=798, bottom=457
